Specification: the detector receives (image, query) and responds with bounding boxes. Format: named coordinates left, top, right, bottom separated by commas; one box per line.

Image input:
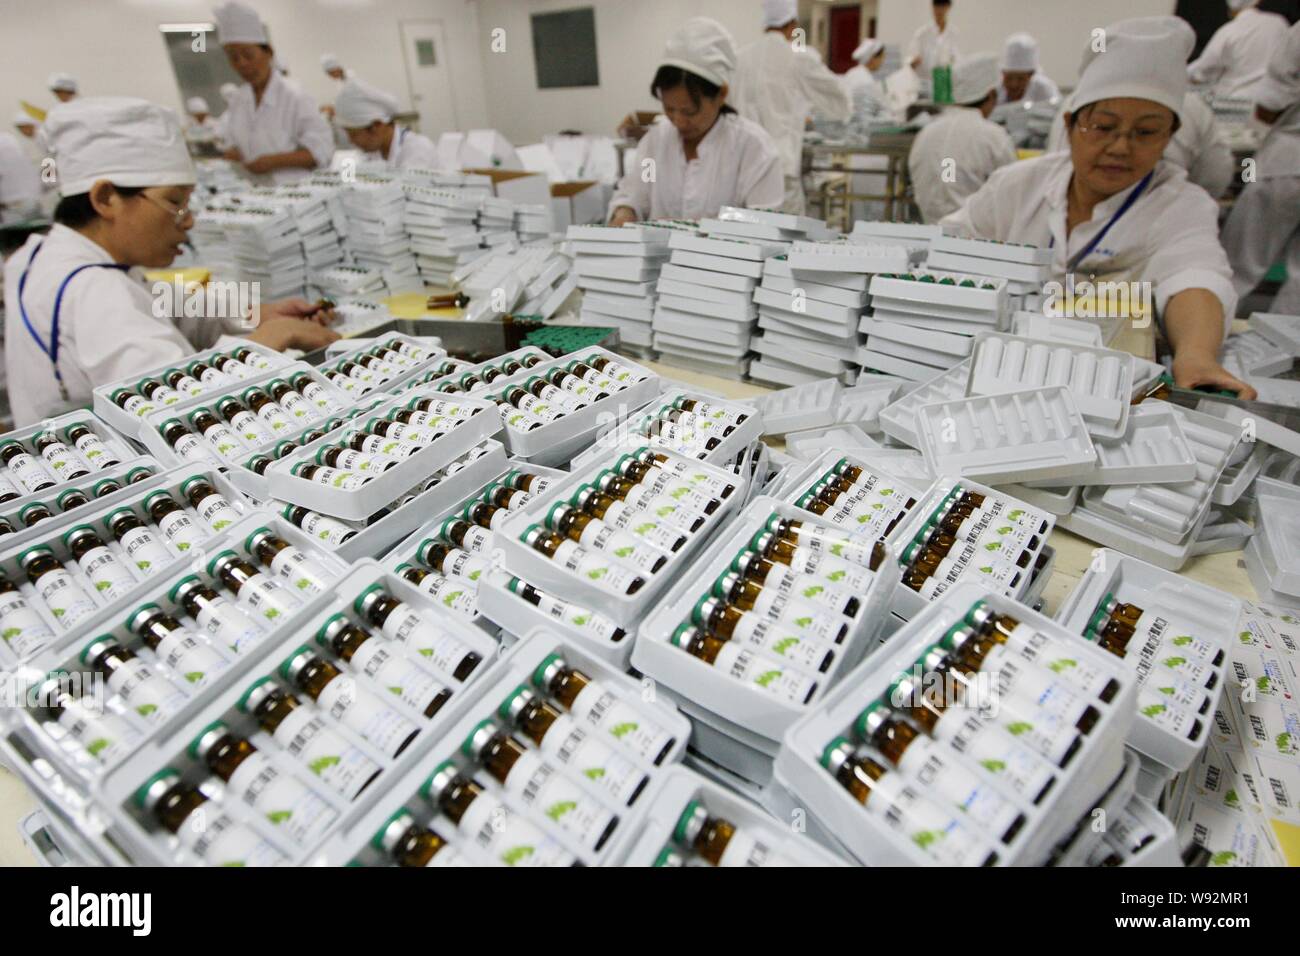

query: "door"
left=399, top=19, right=458, bottom=135
left=827, top=6, right=862, bottom=75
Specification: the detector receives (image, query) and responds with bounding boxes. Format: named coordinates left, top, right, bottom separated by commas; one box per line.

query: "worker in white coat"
left=213, top=1, right=334, bottom=185
left=48, top=73, right=77, bottom=104
left=334, top=78, right=439, bottom=170
left=1221, top=21, right=1300, bottom=316
left=942, top=17, right=1253, bottom=399
left=909, top=53, right=1017, bottom=224
left=12, top=112, right=42, bottom=165
left=1187, top=0, right=1288, bottom=101
left=184, top=96, right=220, bottom=146
left=609, top=18, right=783, bottom=224
left=2, top=97, right=338, bottom=427
left=906, top=0, right=959, bottom=92
left=842, top=39, right=886, bottom=101
left=0, top=131, right=41, bottom=223
left=731, top=0, right=850, bottom=214
left=998, top=34, right=1059, bottom=105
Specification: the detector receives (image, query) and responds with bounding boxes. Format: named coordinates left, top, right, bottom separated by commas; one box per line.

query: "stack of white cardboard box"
left=401, top=182, right=492, bottom=287
left=568, top=222, right=684, bottom=349
left=340, top=172, right=421, bottom=294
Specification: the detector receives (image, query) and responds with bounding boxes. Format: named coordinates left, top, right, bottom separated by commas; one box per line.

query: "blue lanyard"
left=1051, top=170, right=1154, bottom=273
left=17, top=240, right=129, bottom=387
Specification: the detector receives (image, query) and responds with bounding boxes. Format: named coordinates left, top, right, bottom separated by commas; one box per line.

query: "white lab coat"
left=841, top=65, right=879, bottom=100
left=0, top=132, right=41, bottom=223
left=997, top=72, right=1060, bottom=106
left=185, top=116, right=220, bottom=147
left=1045, top=93, right=1235, bottom=199
left=2, top=225, right=245, bottom=426
left=221, top=72, right=334, bottom=185
left=906, top=21, right=959, bottom=82
left=1221, top=21, right=1300, bottom=313
left=732, top=32, right=851, bottom=186
left=908, top=107, right=1018, bottom=224
left=941, top=153, right=1237, bottom=331
left=385, top=125, right=439, bottom=171
left=609, top=113, right=783, bottom=221
left=1187, top=7, right=1289, bottom=101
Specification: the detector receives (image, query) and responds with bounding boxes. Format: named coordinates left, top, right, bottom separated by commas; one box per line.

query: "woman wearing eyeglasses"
left=2, top=97, right=338, bottom=427
left=941, top=17, right=1254, bottom=399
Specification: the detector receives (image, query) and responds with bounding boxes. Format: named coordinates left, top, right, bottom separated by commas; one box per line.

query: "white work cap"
left=320, top=53, right=342, bottom=72
left=214, top=1, right=269, bottom=46
left=852, top=38, right=885, bottom=65
left=661, top=17, right=738, bottom=89
left=1073, top=17, right=1192, bottom=122
left=952, top=52, right=1000, bottom=105
left=219, top=82, right=239, bottom=103
left=186, top=96, right=210, bottom=115
left=48, top=73, right=78, bottom=94
left=334, top=78, right=400, bottom=128
left=45, top=97, right=196, bottom=197
left=1002, top=33, right=1039, bottom=72
left=763, top=0, right=797, bottom=29
left=13, top=111, right=36, bottom=127
left=1228, top=0, right=1258, bottom=11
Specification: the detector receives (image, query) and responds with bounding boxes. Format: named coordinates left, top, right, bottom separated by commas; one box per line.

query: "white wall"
left=0, top=0, right=490, bottom=132
left=475, top=0, right=777, bottom=144
left=876, top=0, right=1178, bottom=89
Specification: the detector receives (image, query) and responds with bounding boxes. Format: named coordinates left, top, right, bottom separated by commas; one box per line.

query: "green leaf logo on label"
left=383, top=442, right=400, bottom=454
left=184, top=671, right=205, bottom=684
left=1158, top=686, right=1176, bottom=696
left=586, top=567, right=608, bottom=580
left=912, top=830, right=940, bottom=849
left=1278, top=732, right=1293, bottom=753
left=388, top=686, right=403, bottom=696
left=979, top=759, right=1006, bottom=773
left=52, top=460, right=66, bottom=470
left=1048, top=659, right=1077, bottom=673
left=773, top=637, right=799, bottom=656
left=308, top=755, right=340, bottom=775
left=265, top=608, right=280, bottom=620
left=1257, top=676, right=1271, bottom=691
left=442, top=591, right=464, bottom=607
left=1239, top=631, right=1253, bottom=644
left=830, top=543, right=845, bottom=557
left=1006, top=721, right=1033, bottom=736
left=613, top=546, right=634, bottom=558
left=634, top=522, right=657, bottom=535
left=319, top=531, right=330, bottom=540
left=501, top=844, right=535, bottom=866
left=219, top=861, right=247, bottom=867
left=1171, top=635, right=1193, bottom=647
left=670, top=487, right=690, bottom=500
left=583, top=767, right=606, bottom=780
left=1224, top=790, right=1239, bottom=807
left=871, top=502, right=884, bottom=510
left=219, top=443, right=235, bottom=455
left=94, top=581, right=112, bottom=592
left=997, top=526, right=1012, bottom=534
left=87, top=449, right=102, bottom=458
left=51, top=607, right=65, bottom=618
left=794, top=616, right=812, bottom=628
left=417, top=648, right=434, bottom=657
left=295, top=577, right=311, bottom=591
left=1, top=627, right=20, bottom=642
left=1162, top=656, right=1187, bottom=668
left=610, top=722, right=638, bottom=739
left=332, top=476, right=348, bottom=487
left=1141, top=703, right=1167, bottom=718
left=86, top=738, right=111, bottom=757
left=856, top=513, right=873, bottom=524
left=136, top=560, right=152, bottom=571
left=136, top=704, right=157, bottom=718
left=244, top=432, right=258, bottom=441
left=827, top=569, right=846, bottom=582
left=545, top=800, right=577, bottom=821
left=571, top=614, right=589, bottom=626
left=802, top=585, right=824, bottom=598
left=1008, top=509, right=1024, bottom=520
left=213, top=520, right=232, bottom=531
left=176, top=542, right=190, bottom=551
left=983, top=542, right=1001, bottom=552
left=267, top=810, right=293, bottom=825
left=979, top=566, right=994, bottom=574
left=1209, top=851, right=1236, bottom=866
left=880, top=489, right=894, bottom=497
left=656, top=506, right=676, bottom=517
left=754, top=670, right=782, bottom=688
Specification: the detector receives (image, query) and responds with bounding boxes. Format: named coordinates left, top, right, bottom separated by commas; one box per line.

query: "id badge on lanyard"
left=17, top=240, right=130, bottom=403
left=1051, top=170, right=1154, bottom=273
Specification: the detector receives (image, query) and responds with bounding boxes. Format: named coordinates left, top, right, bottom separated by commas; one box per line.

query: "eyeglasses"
left=1074, top=121, right=1172, bottom=149
left=139, top=191, right=193, bottom=225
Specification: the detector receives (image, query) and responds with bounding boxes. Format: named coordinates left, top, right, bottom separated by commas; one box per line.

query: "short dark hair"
left=651, top=66, right=737, bottom=114
left=53, top=185, right=144, bottom=227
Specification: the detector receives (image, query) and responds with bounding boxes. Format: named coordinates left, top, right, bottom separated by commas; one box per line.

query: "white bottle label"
left=998, top=624, right=1114, bottom=700
left=606, top=507, right=683, bottom=552
left=306, top=467, right=371, bottom=491
left=0, top=472, right=18, bottom=497
left=532, top=591, right=623, bottom=643
left=458, top=524, right=492, bottom=554
left=172, top=432, right=216, bottom=464
left=273, top=704, right=380, bottom=801
left=576, top=521, right=663, bottom=574
left=0, top=589, right=55, bottom=658
left=255, top=403, right=294, bottom=433
left=380, top=606, right=476, bottom=680
left=716, top=827, right=774, bottom=867
left=7, top=452, right=54, bottom=491
left=195, top=493, right=239, bottom=533
left=76, top=545, right=138, bottom=601
left=196, top=366, right=231, bottom=386
left=864, top=770, right=994, bottom=866
left=200, top=422, right=244, bottom=460
left=569, top=682, right=674, bottom=764
left=1133, top=657, right=1210, bottom=712
left=623, top=489, right=708, bottom=532
left=641, top=471, right=713, bottom=512
left=649, top=458, right=734, bottom=498
left=455, top=793, right=575, bottom=867
left=329, top=449, right=385, bottom=473
left=35, top=568, right=98, bottom=628
left=118, top=525, right=173, bottom=575
left=155, top=628, right=230, bottom=689
left=786, top=548, right=875, bottom=591
left=1129, top=616, right=1220, bottom=670
left=1136, top=688, right=1201, bottom=738
left=787, top=524, right=878, bottom=564
left=987, top=656, right=1094, bottom=733
left=108, top=658, right=186, bottom=723
left=228, top=410, right=273, bottom=445
left=173, top=809, right=285, bottom=867
left=500, top=749, right=617, bottom=852
left=71, top=432, right=118, bottom=470
left=984, top=693, right=1079, bottom=768
left=240, top=351, right=274, bottom=371
left=536, top=714, right=647, bottom=806
left=155, top=508, right=208, bottom=552
left=194, top=596, right=267, bottom=656
left=298, top=380, right=334, bottom=409
left=412, top=575, right=477, bottom=618
left=347, top=638, right=447, bottom=716
left=57, top=699, right=139, bottom=764
left=568, top=546, right=643, bottom=594
left=41, top=443, right=88, bottom=476
left=712, top=642, right=818, bottom=704
left=235, top=571, right=303, bottom=623
left=276, top=390, right=316, bottom=422
left=730, top=611, right=834, bottom=672
left=120, top=394, right=155, bottom=417
left=758, top=564, right=856, bottom=616
left=442, top=550, right=485, bottom=585
left=895, top=737, right=1024, bottom=842
left=170, top=374, right=205, bottom=397
left=299, top=511, right=356, bottom=546
left=934, top=711, right=1057, bottom=803
left=267, top=546, right=333, bottom=594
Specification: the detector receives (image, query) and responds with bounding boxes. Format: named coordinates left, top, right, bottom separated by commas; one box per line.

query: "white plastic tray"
left=915, top=387, right=1097, bottom=485
left=877, top=361, right=971, bottom=448
left=0, top=410, right=144, bottom=510
left=931, top=234, right=1052, bottom=266
left=775, top=448, right=929, bottom=542
left=750, top=378, right=843, bottom=435
left=1023, top=402, right=1197, bottom=488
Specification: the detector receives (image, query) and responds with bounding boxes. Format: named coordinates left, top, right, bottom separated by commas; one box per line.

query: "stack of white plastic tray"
left=1241, top=492, right=1300, bottom=605
left=495, top=445, right=742, bottom=630
left=915, top=386, right=1098, bottom=485
left=1011, top=312, right=1109, bottom=349
left=772, top=582, right=1135, bottom=865
left=967, top=333, right=1135, bottom=440
left=570, top=223, right=680, bottom=348
left=927, top=235, right=1052, bottom=309
left=224, top=203, right=309, bottom=299
left=41, top=558, right=494, bottom=866
left=92, top=342, right=291, bottom=440
left=1059, top=404, right=1241, bottom=570
left=653, top=233, right=776, bottom=374
left=1023, top=401, right=1196, bottom=489
left=341, top=173, right=420, bottom=287
left=633, top=496, right=895, bottom=785
left=309, top=631, right=693, bottom=866
left=400, top=182, right=488, bottom=286
left=884, top=476, right=1057, bottom=620
left=1056, top=550, right=1237, bottom=774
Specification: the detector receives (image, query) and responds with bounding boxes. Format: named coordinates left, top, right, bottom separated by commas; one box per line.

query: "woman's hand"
left=247, top=316, right=340, bottom=352
left=264, top=297, right=336, bottom=326
left=222, top=147, right=243, bottom=162
left=1172, top=352, right=1258, bottom=401
left=608, top=206, right=638, bottom=227
left=244, top=154, right=278, bottom=175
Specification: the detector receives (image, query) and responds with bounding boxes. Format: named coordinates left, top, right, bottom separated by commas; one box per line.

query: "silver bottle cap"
left=283, top=649, right=315, bottom=685
left=192, top=722, right=230, bottom=762
left=821, top=737, right=854, bottom=775
left=246, top=529, right=275, bottom=553
left=138, top=770, right=182, bottom=814
left=422, top=761, right=459, bottom=804
left=465, top=720, right=498, bottom=759
left=502, top=686, right=536, bottom=724
left=675, top=802, right=708, bottom=846
left=378, top=810, right=417, bottom=854
left=319, top=614, right=354, bottom=647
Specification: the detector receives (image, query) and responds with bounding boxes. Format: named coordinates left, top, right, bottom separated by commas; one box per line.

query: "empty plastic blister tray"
left=915, top=386, right=1097, bottom=485
left=1023, top=401, right=1197, bottom=488
left=750, top=378, right=843, bottom=435
left=775, top=581, right=1134, bottom=866
left=1055, top=549, right=1237, bottom=772
left=878, top=361, right=970, bottom=449
left=967, top=333, right=1133, bottom=440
